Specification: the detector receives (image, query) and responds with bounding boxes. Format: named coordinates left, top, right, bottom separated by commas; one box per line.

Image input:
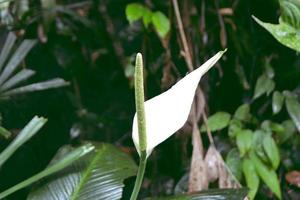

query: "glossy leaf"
left=253, top=74, right=275, bottom=99
left=250, top=151, right=282, bottom=199
left=145, top=188, right=248, bottom=200
left=27, top=143, right=137, bottom=200
left=132, top=51, right=226, bottom=156
left=285, top=92, right=300, bottom=132
left=272, top=91, right=285, bottom=114
left=236, top=130, right=253, bottom=157
left=253, top=16, right=300, bottom=52
left=263, top=135, right=280, bottom=169
left=151, top=11, right=170, bottom=38
left=0, top=144, right=94, bottom=199
left=242, top=158, right=259, bottom=200
left=201, top=112, right=231, bottom=132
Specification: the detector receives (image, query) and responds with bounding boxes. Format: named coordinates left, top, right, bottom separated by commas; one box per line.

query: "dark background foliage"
left=0, top=0, right=299, bottom=199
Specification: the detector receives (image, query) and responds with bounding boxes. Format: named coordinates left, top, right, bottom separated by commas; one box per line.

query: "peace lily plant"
left=130, top=50, right=226, bottom=200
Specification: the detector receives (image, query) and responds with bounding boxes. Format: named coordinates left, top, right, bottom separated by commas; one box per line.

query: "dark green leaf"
left=125, top=3, right=146, bottom=23
left=201, top=112, right=231, bottom=132
left=253, top=74, right=275, bottom=99
left=276, top=120, right=296, bottom=143
left=272, top=91, right=285, bottom=114
left=250, top=151, right=282, bottom=199
left=27, top=143, right=137, bottom=200
left=236, top=129, right=253, bottom=156
left=145, top=188, right=248, bottom=200
left=262, top=135, right=280, bottom=169
left=151, top=11, right=170, bottom=38
left=226, top=148, right=242, bottom=180
left=242, top=158, right=259, bottom=200
left=285, top=92, right=300, bottom=132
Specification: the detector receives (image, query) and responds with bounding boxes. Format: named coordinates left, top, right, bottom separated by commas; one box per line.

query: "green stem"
left=130, top=152, right=147, bottom=200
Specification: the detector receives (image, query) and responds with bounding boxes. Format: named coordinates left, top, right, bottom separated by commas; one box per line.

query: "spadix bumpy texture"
left=132, top=50, right=226, bottom=157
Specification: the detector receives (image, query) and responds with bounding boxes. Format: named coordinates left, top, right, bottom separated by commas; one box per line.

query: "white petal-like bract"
left=132, top=50, right=226, bottom=156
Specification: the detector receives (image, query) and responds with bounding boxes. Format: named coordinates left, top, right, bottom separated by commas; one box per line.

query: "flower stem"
left=130, top=152, right=147, bottom=200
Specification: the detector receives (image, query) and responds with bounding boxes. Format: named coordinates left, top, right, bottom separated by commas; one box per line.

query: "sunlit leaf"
left=125, top=3, right=145, bottom=23
left=242, top=158, right=259, bottom=200
left=253, top=16, right=300, bottom=52
left=263, top=135, right=280, bottom=169
left=236, top=129, right=253, bottom=157
left=250, top=151, right=282, bottom=199
left=132, top=51, right=226, bottom=156
left=272, top=91, right=285, bottom=114
left=200, top=112, right=231, bottom=132
left=27, top=143, right=137, bottom=200
left=151, top=11, right=170, bottom=38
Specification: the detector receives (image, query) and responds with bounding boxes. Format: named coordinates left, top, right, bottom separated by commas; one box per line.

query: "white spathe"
left=132, top=50, right=226, bottom=157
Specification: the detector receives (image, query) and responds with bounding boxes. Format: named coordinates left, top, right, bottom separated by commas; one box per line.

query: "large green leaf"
left=242, top=158, right=259, bottom=200
left=0, top=144, right=94, bottom=199
left=285, top=92, right=300, bottom=132
left=253, top=16, right=300, bottom=52
left=145, top=188, right=247, bottom=200
left=250, top=151, right=281, bottom=199
left=27, top=143, right=137, bottom=200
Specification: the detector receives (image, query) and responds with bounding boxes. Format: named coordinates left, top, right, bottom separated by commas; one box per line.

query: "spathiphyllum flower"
left=132, top=50, right=226, bottom=157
